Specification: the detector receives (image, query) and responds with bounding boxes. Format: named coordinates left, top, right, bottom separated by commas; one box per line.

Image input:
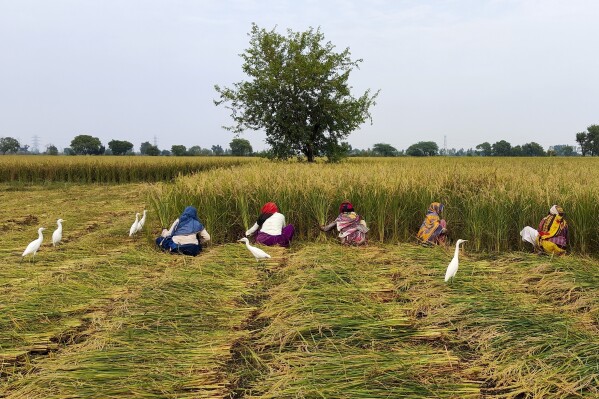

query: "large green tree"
left=215, top=24, right=379, bottom=162
left=229, top=138, right=253, bottom=156
left=576, top=125, right=599, bottom=156
left=70, top=135, right=104, bottom=155
left=140, top=141, right=153, bottom=155
left=476, top=142, right=492, bottom=156
left=521, top=142, right=545, bottom=156
left=108, top=140, right=134, bottom=155
left=211, top=145, right=224, bottom=155
left=146, top=145, right=160, bottom=156
left=0, top=137, right=20, bottom=154
left=171, top=145, right=187, bottom=156
left=372, top=143, right=398, bottom=157
left=46, top=145, right=59, bottom=155
left=492, top=140, right=512, bottom=156
left=406, top=141, right=438, bottom=156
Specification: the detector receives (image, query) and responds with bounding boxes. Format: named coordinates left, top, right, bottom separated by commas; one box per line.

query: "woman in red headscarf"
left=320, top=201, right=369, bottom=245
left=245, top=202, right=295, bottom=247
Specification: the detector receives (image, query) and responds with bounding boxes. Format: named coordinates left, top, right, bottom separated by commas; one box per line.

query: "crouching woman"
left=246, top=202, right=295, bottom=247
left=320, top=201, right=369, bottom=245
left=156, top=206, right=210, bottom=256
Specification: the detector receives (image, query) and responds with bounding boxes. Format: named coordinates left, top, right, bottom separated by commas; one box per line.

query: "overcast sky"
left=1, top=0, right=598, bottom=152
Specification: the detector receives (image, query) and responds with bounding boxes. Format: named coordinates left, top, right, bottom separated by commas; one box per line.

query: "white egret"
left=22, top=227, right=46, bottom=263
left=444, top=239, right=468, bottom=283
left=129, top=213, right=140, bottom=236
left=52, top=219, right=64, bottom=246
left=136, top=210, right=147, bottom=233
left=238, top=237, right=271, bottom=261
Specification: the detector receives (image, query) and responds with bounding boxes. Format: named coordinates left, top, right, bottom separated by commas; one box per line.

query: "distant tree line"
left=0, top=124, right=595, bottom=158
left=347, top=140, right=578, bottom=157
left=0, top=135, right=257, bottom=157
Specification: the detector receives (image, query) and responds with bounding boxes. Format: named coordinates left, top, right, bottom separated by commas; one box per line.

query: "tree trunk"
left=305, top=144, right=315, bottom=162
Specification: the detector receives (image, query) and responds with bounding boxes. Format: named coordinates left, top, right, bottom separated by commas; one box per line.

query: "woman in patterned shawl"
left=417, top=202, right=447, bottom=245
left=320, top=201, right=369, bottom=245
left=537, top=205, right=568, bottom=255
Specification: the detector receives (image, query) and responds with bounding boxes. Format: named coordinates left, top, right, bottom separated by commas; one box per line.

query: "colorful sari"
left=417, top=202, right=447, bottom=245
left=538, top=205, right=568, bottom=255
left=335, top=212, right=369, bottom=245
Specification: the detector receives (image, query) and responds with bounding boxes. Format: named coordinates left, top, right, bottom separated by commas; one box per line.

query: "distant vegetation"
left=0, top=124, right=595, bottom=159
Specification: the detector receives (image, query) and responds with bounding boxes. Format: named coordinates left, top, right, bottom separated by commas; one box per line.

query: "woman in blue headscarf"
left=156, top=206, right=211, bottom=256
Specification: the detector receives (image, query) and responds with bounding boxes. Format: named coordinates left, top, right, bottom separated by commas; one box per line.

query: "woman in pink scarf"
left=320, top=201, right=369, bottom=245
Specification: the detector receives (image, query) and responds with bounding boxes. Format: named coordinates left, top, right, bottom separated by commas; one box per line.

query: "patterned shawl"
left=417, top=202, right=444, bottom=243
left=335, top=212, right=368, bottom=238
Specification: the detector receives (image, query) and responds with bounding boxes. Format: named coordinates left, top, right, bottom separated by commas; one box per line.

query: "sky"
left=1, top=0, right=598, bottom=153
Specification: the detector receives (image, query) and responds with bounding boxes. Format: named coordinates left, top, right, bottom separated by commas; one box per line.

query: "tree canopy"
left=230, top=138, right=253, bottom=156
left=171, top=145, right=187, bottom=156
left=492, top=140, right=512, bottom=156
left=46, top=145, right=59, bottom=155
left=576, top=125, right=599, bottom=156
left=215, top=24, right=379, bottom=162
left=108, top=140, right=134, bottom=155
left=406, top=141, right=438, bottom=156
left=70, top=135, right=104, bottom=155
left=475, top=140, right=546, bottom=156
left=372, top=143, right=398, bottom=157
left=211, top=145, right=224, bottom=156
left=0, top=137, right=20, bottom=154
left=140, top=141, right=153, bottom=155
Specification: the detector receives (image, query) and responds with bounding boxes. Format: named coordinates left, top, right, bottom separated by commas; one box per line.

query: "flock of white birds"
left=20, top=211, right=468, bottom=283
left=21, top=219, right=64, bottom=262
left=129, top=210, right=147, bottom=236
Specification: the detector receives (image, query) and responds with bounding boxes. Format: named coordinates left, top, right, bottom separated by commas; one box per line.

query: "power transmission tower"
left=153, top=135, right=158, bottom=147
left=444, top=135, right=447, bottom=155
left=32, top=135, right=40, bottom=153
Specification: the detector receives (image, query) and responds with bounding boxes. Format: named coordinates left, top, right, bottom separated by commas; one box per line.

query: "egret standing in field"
left=444, top=239, right=468, bottom=283
left=52, top=219, right=64, bottom=246
left=137, top=210, right=147, bottom=233
left=238, top=237, right=271, bottom=262
left=129, top=213, right=140, bottom=236
left=22, top=227, right=46, bottom=263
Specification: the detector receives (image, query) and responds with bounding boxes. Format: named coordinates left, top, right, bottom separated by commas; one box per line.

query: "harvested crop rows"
left=1, top=158, right=598, bottom=398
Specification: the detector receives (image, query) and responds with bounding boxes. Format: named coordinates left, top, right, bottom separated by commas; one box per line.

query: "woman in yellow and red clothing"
left=537, top=204, right=569, bottom=255
left=417, top=202, right=448, bottom=245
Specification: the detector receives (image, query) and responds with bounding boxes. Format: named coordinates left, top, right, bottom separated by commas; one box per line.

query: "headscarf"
left=257, top=202, right=279, bottom=227
left=549, top=205, right=564, bottom=216
left=339, top=201, right=354, bottom=214
left=417, top=202, right=444, bottom=243
left=261, top=202, right=279, bottom=214
left=335, top=211, right=368, bottom=238
left=540, top=205, right=566, bottom=239
left=172, top=206, right=204, bottom=236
